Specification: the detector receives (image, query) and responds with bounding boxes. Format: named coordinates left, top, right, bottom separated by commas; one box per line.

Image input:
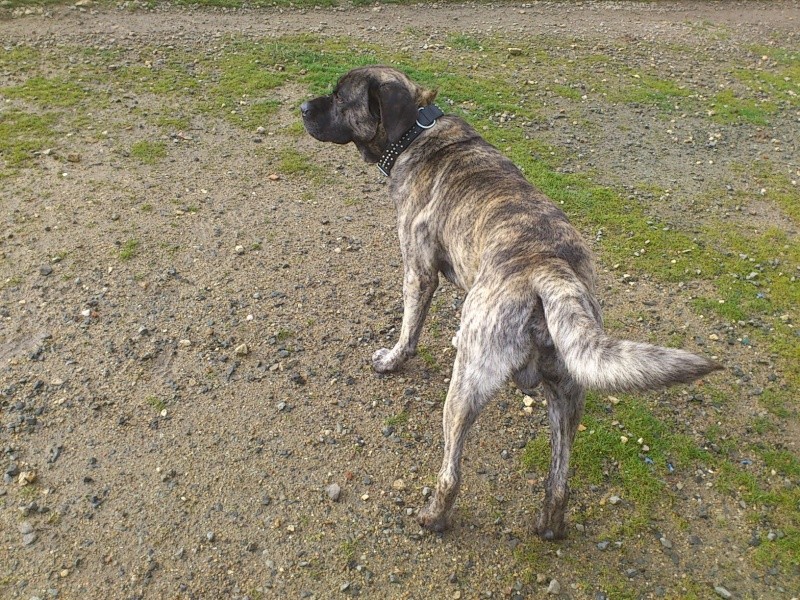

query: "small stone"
left=340, top=582, right=351, bottom=592
left=19, top=521, right=34, bottom=535
left=523, top=395, right=535, bottom=407
left=619, top=436, right=629, bottom=444
left=40, top=265, right=53, bottom=276
left=206, top=531, right=215, bottom=542
left=268, top=173, right=280, bottom=181
left=508, top=47, right=524, bottom=56
left=22, top=532, right=37, bottom=546
left=608, top=495, right=621, bottom=505
left=708, top=333, right=720, bottom=341
left=18, top=471, right=37, bottom=486
left=234, top=343, right=249, bottom=356
left=326, top=483, right=341, bottom=502
left=714, top=585, right=732, bottom=599
left=422, top=486, right=432, bottom=498
left=392, top=479, right=405, bottom=491
left=547, top=579, right=561, bottom=595
left=608, top=395, right=620, bottom=405
left=235, top=245, right=245, bottom=255
left=659, top=536, right=673, bottom=549
left=596, top=541, right=610, bottom=550
left=178, top=339, right=191, bottom=348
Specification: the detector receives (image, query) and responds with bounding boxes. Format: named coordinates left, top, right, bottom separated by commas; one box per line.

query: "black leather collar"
left=377, top=104, right=444, bottom=177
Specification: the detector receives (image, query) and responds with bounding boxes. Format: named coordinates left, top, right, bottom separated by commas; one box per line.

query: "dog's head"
left=300, top=66, right=437, bottom=163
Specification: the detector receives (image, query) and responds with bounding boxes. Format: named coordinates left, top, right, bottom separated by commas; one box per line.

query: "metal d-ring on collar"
left=377, top=104, right=444, bottom=177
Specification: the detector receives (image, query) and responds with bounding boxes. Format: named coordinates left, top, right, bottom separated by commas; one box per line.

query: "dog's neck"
left=377, top=104, right=444, bottom=177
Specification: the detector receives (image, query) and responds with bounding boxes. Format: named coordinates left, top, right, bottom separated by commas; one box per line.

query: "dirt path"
left=1, top=2, right=799, bottom=599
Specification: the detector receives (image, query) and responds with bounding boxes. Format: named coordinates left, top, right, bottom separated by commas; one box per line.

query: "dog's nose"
left=300, top=101, right=311, bottom=116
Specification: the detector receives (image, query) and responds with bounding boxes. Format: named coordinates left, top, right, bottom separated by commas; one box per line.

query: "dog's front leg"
left=372, top=265, right=438, bottom=373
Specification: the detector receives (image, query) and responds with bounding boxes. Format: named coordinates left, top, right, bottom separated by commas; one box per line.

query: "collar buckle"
left=415, top=105, right=439, bottom=129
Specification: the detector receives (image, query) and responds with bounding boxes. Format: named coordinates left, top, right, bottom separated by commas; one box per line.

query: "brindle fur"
left=302, top=66, right=720, bottom=539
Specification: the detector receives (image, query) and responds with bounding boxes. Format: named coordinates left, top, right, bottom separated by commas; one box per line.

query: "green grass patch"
left=709, top=89, right=775, bottom=125
left=0, top=110, right=56, bottom=170
left=446, top=33, right=484, bottom=51
left=153, top=114, right=192, bottom=131
left=384, top=411, right=409, bottom=428
left=130, top=140, right=167, bottom=164
left=416, top=345, right=440, bottom=371
left=118, top=239, right=139, bottom=261
left=146, top=395, right=167, bottom=412
left=613, top=74, right=691, bottom=111
left=736, top=46, right=800, bottom=109
left=278, top=148, right=319, bottom=177
left=1, top=76, right=90, bottom=108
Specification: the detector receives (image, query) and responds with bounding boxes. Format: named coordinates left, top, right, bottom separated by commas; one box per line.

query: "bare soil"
left=1, top=2, right=799, bottom=599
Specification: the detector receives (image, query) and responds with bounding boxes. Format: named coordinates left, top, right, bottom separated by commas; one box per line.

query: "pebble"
left=659, top=536, right=673, bottom=549
left=326, top=483, right=341, bottom=502
left=206, top=531, right=215, bottom=542
left=19, top=521, right=34, bottom=535
left=22, top=532, right=37, bottom=546
left=547, top=579, right=561, bottom=595
left=608, top=495, right=621, bottom=505
left=234, top=343, right=249, bottom=356
left=18, top=471, right=37, bottom=486
left=422, top=486, right=432, bottom=498
left=596, top=541, right=610, bottom=550
left=235, top=245, right=245, bottom=255
left=714, top=585, right=733, bottom=599
left=40, top=265, right=53, bottom=276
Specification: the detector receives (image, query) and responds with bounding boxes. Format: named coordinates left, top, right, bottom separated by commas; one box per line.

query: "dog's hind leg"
left=418, top=284, right=531, bottom=532
left=535, top=376, right=586, bottom=540
left=416, top=350, right=488, bottom=532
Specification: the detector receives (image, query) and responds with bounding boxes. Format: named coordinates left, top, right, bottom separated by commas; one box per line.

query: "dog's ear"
left=369, top=81, right=419, bottom=144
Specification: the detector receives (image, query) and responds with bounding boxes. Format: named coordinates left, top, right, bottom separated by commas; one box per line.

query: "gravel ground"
left=1, top=2, right=799, bottom=599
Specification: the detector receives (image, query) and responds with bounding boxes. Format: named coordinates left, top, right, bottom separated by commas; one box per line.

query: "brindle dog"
left=301, top=66, right=720, bottom=539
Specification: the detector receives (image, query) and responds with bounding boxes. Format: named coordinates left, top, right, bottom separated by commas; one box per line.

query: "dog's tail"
left=535, top=263, right=721, bottom=392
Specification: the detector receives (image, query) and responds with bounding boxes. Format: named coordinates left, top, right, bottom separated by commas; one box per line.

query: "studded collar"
left=377, top=104, right=444, bottom=177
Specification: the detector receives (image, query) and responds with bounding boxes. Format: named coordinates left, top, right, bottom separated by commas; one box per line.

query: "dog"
left=301, top=66, right=720, bottom=539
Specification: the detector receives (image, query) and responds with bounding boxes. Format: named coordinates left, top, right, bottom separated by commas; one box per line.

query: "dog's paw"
left=372, top=348, right=401, bottom=373
left=535, top=518, right=568, bottom=541
left=417, top=503, right=450, bottom=533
